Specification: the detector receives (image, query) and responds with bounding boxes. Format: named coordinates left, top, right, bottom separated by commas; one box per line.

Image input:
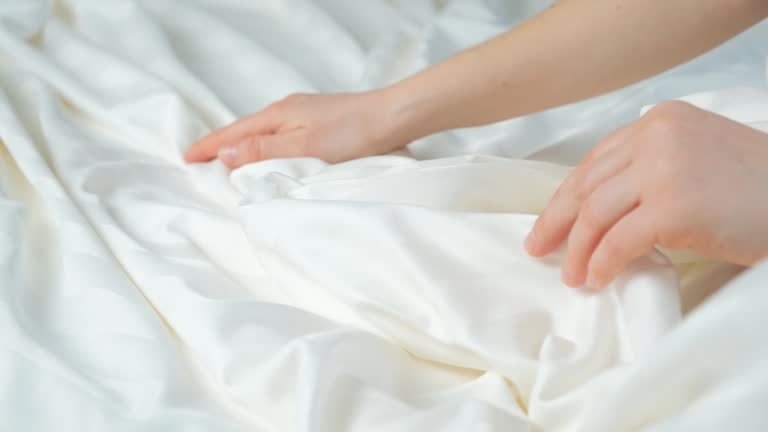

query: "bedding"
left=1, top=1, right=767, bottom=431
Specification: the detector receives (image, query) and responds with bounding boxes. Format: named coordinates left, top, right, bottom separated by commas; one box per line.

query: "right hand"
left=525, top=101, right=768, bottom=289
left=184, top=91, right=410, bottom=169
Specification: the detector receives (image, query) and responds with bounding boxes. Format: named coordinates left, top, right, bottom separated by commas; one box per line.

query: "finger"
left=184, top=111, right=281, bottom=163
left=561, top=171, right=639, bottom=287
left=577, top=120, right=640, bottom=168
left=587, top=206, right=656, bottom=289
left=526, top=146, right=630, bottom=257
left=218, top=130, right=309, bottom=169
left=525, top=122, right=640, bottom=257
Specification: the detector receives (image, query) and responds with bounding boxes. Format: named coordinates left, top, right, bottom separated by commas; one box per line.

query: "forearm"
left=377, top=0, right=768, bottom=142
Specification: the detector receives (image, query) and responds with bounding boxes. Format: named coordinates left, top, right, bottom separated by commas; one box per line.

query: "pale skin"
left=185, top=0, right=768, bottom=288
left=527, top=101, right=768, bottom=288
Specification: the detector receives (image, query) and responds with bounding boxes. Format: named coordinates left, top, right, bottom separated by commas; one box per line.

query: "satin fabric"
left=0, top=1, right=767, bottom=431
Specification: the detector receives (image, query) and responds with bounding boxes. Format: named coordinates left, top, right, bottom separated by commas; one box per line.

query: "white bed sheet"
left=0, top=1, right=767, bottom=431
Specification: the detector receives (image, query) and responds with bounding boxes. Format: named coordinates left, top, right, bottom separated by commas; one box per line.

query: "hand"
left=184, top=91, right=410, bottom=169
left=525, top=101, right=768, bottom=289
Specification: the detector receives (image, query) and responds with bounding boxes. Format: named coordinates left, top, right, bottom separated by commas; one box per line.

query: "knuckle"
left=646, top=100, right=698, bottom=121
left=635, top=106, right=701, bottom=176
left=551, top=183, right=568, bottom=202
left=263, top=102, right=283, bottom=115
left=573, top=179, right=592, bottom=203
left=284, top=93, right=308, bottom=104
left=556, top=172, right=585, bottom=202
left=579, top=198, right=603, bottom=230
left=643, top=101, right=697, bottom=141
left=242, top=136, right=263, bottom=161
left=649, top=156, right=683, bottom=188
left=212, top=124, right=231, bottom=138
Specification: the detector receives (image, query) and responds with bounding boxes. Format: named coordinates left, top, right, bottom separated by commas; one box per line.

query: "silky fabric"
left=0, top=1, right=767, bottom=431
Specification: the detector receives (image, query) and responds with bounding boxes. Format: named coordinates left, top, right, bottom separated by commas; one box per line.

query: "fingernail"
left=218, top=146, right=237, bottom=165
left=586, top=274, right=602, bottom=290
left=647, top=250, right=669, bottom=266
left=524, top=231, right=537, bottom=254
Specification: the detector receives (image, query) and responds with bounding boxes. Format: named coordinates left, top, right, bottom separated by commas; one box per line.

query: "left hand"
left=184, top=91, right=410, bottom=169
left=525, top=100, right=768, bottom=289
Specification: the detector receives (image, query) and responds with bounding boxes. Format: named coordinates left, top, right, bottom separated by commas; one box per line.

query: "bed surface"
left=1, top=1, right=767, bottom=431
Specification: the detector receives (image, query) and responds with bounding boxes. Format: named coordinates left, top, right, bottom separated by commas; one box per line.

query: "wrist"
left=366, top=83, right=437, bottom=151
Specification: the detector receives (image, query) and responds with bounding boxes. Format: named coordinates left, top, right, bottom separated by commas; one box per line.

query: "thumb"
left=218, top=131, right=309, bottom=169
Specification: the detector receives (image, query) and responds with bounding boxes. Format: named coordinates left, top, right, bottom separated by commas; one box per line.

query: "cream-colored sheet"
left=0, top=1, right=767, bottom=431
